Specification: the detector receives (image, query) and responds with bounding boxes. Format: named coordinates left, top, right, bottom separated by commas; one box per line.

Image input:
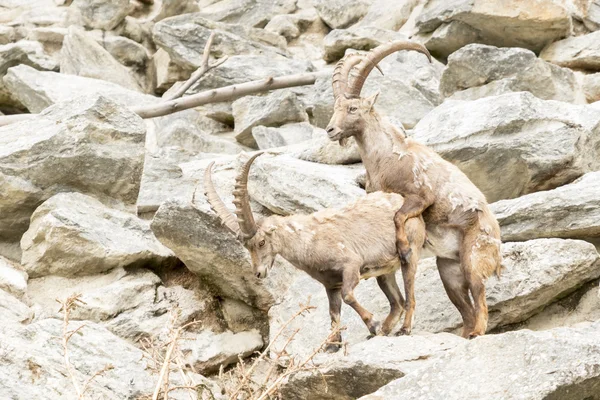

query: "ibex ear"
left=365, top=92, right=380, bottom=111
left=265, top=225, right=277, bottom=234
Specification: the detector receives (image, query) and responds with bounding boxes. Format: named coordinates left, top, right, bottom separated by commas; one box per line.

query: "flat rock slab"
left=412, top=92, right=600, bottom=202
left=279, top=333, right=465, bottom=400
left=361, top=322, right=600, bottom=399
left=21, top=192, right=173, bottom=278
left=541, top=30, right=600, bottom=71
left=491, top=171, right=600, bottom=241
left=0, top=94, right=146, bottom=242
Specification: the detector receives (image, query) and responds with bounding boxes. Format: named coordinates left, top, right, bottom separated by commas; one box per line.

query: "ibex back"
left=326, top=41, right=502, bottom=338
left=204, top=154, right=426, bottom=351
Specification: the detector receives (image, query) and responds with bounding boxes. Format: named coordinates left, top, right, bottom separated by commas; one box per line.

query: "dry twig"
left=163, top=32, right=229, bottom=101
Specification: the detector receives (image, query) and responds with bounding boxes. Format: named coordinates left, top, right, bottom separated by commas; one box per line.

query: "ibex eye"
left=259, top=240, right=265, bottom=247
left=349, top=107, right=358, bottom=113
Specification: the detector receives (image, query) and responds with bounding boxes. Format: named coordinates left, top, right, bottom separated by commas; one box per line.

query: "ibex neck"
left=268, top=215, right=313, bottom=266
left=355, top=117, right=406, bottom=169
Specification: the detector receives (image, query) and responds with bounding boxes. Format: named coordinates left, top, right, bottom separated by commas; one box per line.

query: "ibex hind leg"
left=436, top=257, right=476, bottom=338
left=342, top=265, right=379, bottom=337
left=394, top=195, right=432, bottom=264
left=376, top=273, right=405, bottom=336
left=325, top=288, right=343, bottom=353
left=397, top=216, right=426, bottom=336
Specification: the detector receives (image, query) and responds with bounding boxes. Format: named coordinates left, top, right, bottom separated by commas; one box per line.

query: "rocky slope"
left=1, top=0, right=600, bottom=399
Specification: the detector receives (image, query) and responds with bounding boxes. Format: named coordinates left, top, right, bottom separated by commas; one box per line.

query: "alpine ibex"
left=325, top=41, right=502, bottom=338
left=204, top=153, right=426, bottom=351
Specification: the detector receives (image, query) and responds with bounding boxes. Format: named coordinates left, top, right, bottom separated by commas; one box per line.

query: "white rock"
left=149, top=0, right=199, bottom=22
left=361, top=323, right=600, bottom=400
left=252, top=122, right=318, bottom=149
left=441, top=44, right=586, bottom=104
left=198, top=0, right=297, bottom=28
left=152, top=47, right=191, bottom=94
left=322, top=27, right=406, bottom=63
left=355, top=0, right=419, bottom=30
left=281, top=130, right=361, bottom=165
left=411, top=92, right=600, bottom=202
left=153, top=13, right=286, bottom=70
left=21, top=192, right=173, bottom=278
left=491, top=171, right=600, bottom=241
left=0, top=256, right=27, bottom=299
left=0, top=318, right=222, bottom=399
left=541, top=30, right=600, bottom=71
left=0, top=289, right=32, bottom=323
left=249, top=154, right=365, bottom=215
left=232, top=90, right=309, bottom=147
left=583, top=72, right=600, bottom=102
left=415, top=0, right=571, bottom=58
left=0, top=95, right=146, bottom=242
left=182, top=329, right=263, bottom=374
left=314, top=0, right=371, bottom=29
left=279, top=334, right=465, bottom=400
left=0, top=40, right=57, bottom=110
left=60, top=27, right=142, bottom=91
left=72, top=0, right=131, bottom=31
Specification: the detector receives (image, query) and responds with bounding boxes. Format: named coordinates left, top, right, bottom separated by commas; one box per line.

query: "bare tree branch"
left=0, top=71, right=327, bottom=127
left=163, top=32, right=229, bottom=101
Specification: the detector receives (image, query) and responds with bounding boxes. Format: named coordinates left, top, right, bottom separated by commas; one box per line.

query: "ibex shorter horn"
left=205, top=154, right=426, bottom=351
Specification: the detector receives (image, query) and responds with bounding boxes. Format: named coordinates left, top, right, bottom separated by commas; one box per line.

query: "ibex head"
left=325, top=41, right=431, bottom=143
left=204, top=153, right=276, bottom=278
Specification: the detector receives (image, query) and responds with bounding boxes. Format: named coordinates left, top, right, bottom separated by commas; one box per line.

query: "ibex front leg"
left=394, top=194, right=433, bottom=263
left=342, top=265, right=379, bottom=336
left=325, top=288, right=343, bottom=353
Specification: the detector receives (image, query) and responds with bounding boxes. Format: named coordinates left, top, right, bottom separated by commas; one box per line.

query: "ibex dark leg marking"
left=376, top=273, right=404, bottom=335
left=342, top=266, right=379, bottom=336
left=437, top=257, right=476, bottom=338
left=393, top=195, right=433, bottom=263
left=325, top=288, right=343, bottom=353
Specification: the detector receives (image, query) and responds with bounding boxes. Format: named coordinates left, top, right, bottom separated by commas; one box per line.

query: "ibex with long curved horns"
left=204, top=153, right=426, bottom=351
left=326, top=41, right=502, bottom=338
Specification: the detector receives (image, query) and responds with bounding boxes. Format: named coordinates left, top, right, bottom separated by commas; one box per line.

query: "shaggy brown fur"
left=205, top=155, right=426, bottom=351
left=326, top=42, right=502, bottom=338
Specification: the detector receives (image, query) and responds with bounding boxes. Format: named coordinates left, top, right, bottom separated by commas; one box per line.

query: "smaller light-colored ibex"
left=204, top=153, right=426, bottom=351
left=326, top=41, right=502, bottom=338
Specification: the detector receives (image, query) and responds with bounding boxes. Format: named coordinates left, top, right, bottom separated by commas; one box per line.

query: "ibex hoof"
left=324, top=343, right=341, bottom=353
left=397, top=327, right=412, bottom=336
left=367, top=321, right=380, bottom=336
left=468, top=332, right=482, bottom=340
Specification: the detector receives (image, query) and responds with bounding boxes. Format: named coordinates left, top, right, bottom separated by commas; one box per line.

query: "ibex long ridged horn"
left=332, top=53, right=364, bottom=100
left=348, top=41, right=431, bottom=98
left=204, top=161, right=241, bottom=237
left=232, top=152, right=263, bottom=240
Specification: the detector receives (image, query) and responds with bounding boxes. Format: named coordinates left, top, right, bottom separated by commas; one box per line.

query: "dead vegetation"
left=57, top=293, right=342, bottom=400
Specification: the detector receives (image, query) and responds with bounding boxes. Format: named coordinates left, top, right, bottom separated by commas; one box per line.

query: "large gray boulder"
left=0, top=318, right=221, bottom=399
left=232, top=90, right=309, bottom=147
left=60, top=27, right=142, bottom=91
left=414, top=0, right=571, bottom=59
left=440, top=44, right=586, bottom=103
left=411, top=92, right=600, bottom=202
left=0, top=95, right=146, bottom=242
left=311, top=50, right=443, bottom=129
left=0, top=40, right=57, bottom=110
left=252, top=122, right=319, bottom=150
left=269, top=238, right=600, bottom=358
left=491, top=171, right=600, bottom=242
left=354, top=0, right=419, bottom=31
left=3, top=65, right=157, bottom=113
left=322, top=27, right=406, bottom=63
left=71, top=0, right=130, bottom=30
left=361, top=322, right=600, bottom=400
left=541, top=30, right=600, bottom=71
left=153, top=13, right=286, bottom=70
left=21, top=193, right=173, bottom=278
left=314, top=0, right=371, bottom=29
left=197, top=0, right=297, bottom=28
left=249, top=154, right=365, bottom=215
left=279, top=333, right=465, bottom=400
